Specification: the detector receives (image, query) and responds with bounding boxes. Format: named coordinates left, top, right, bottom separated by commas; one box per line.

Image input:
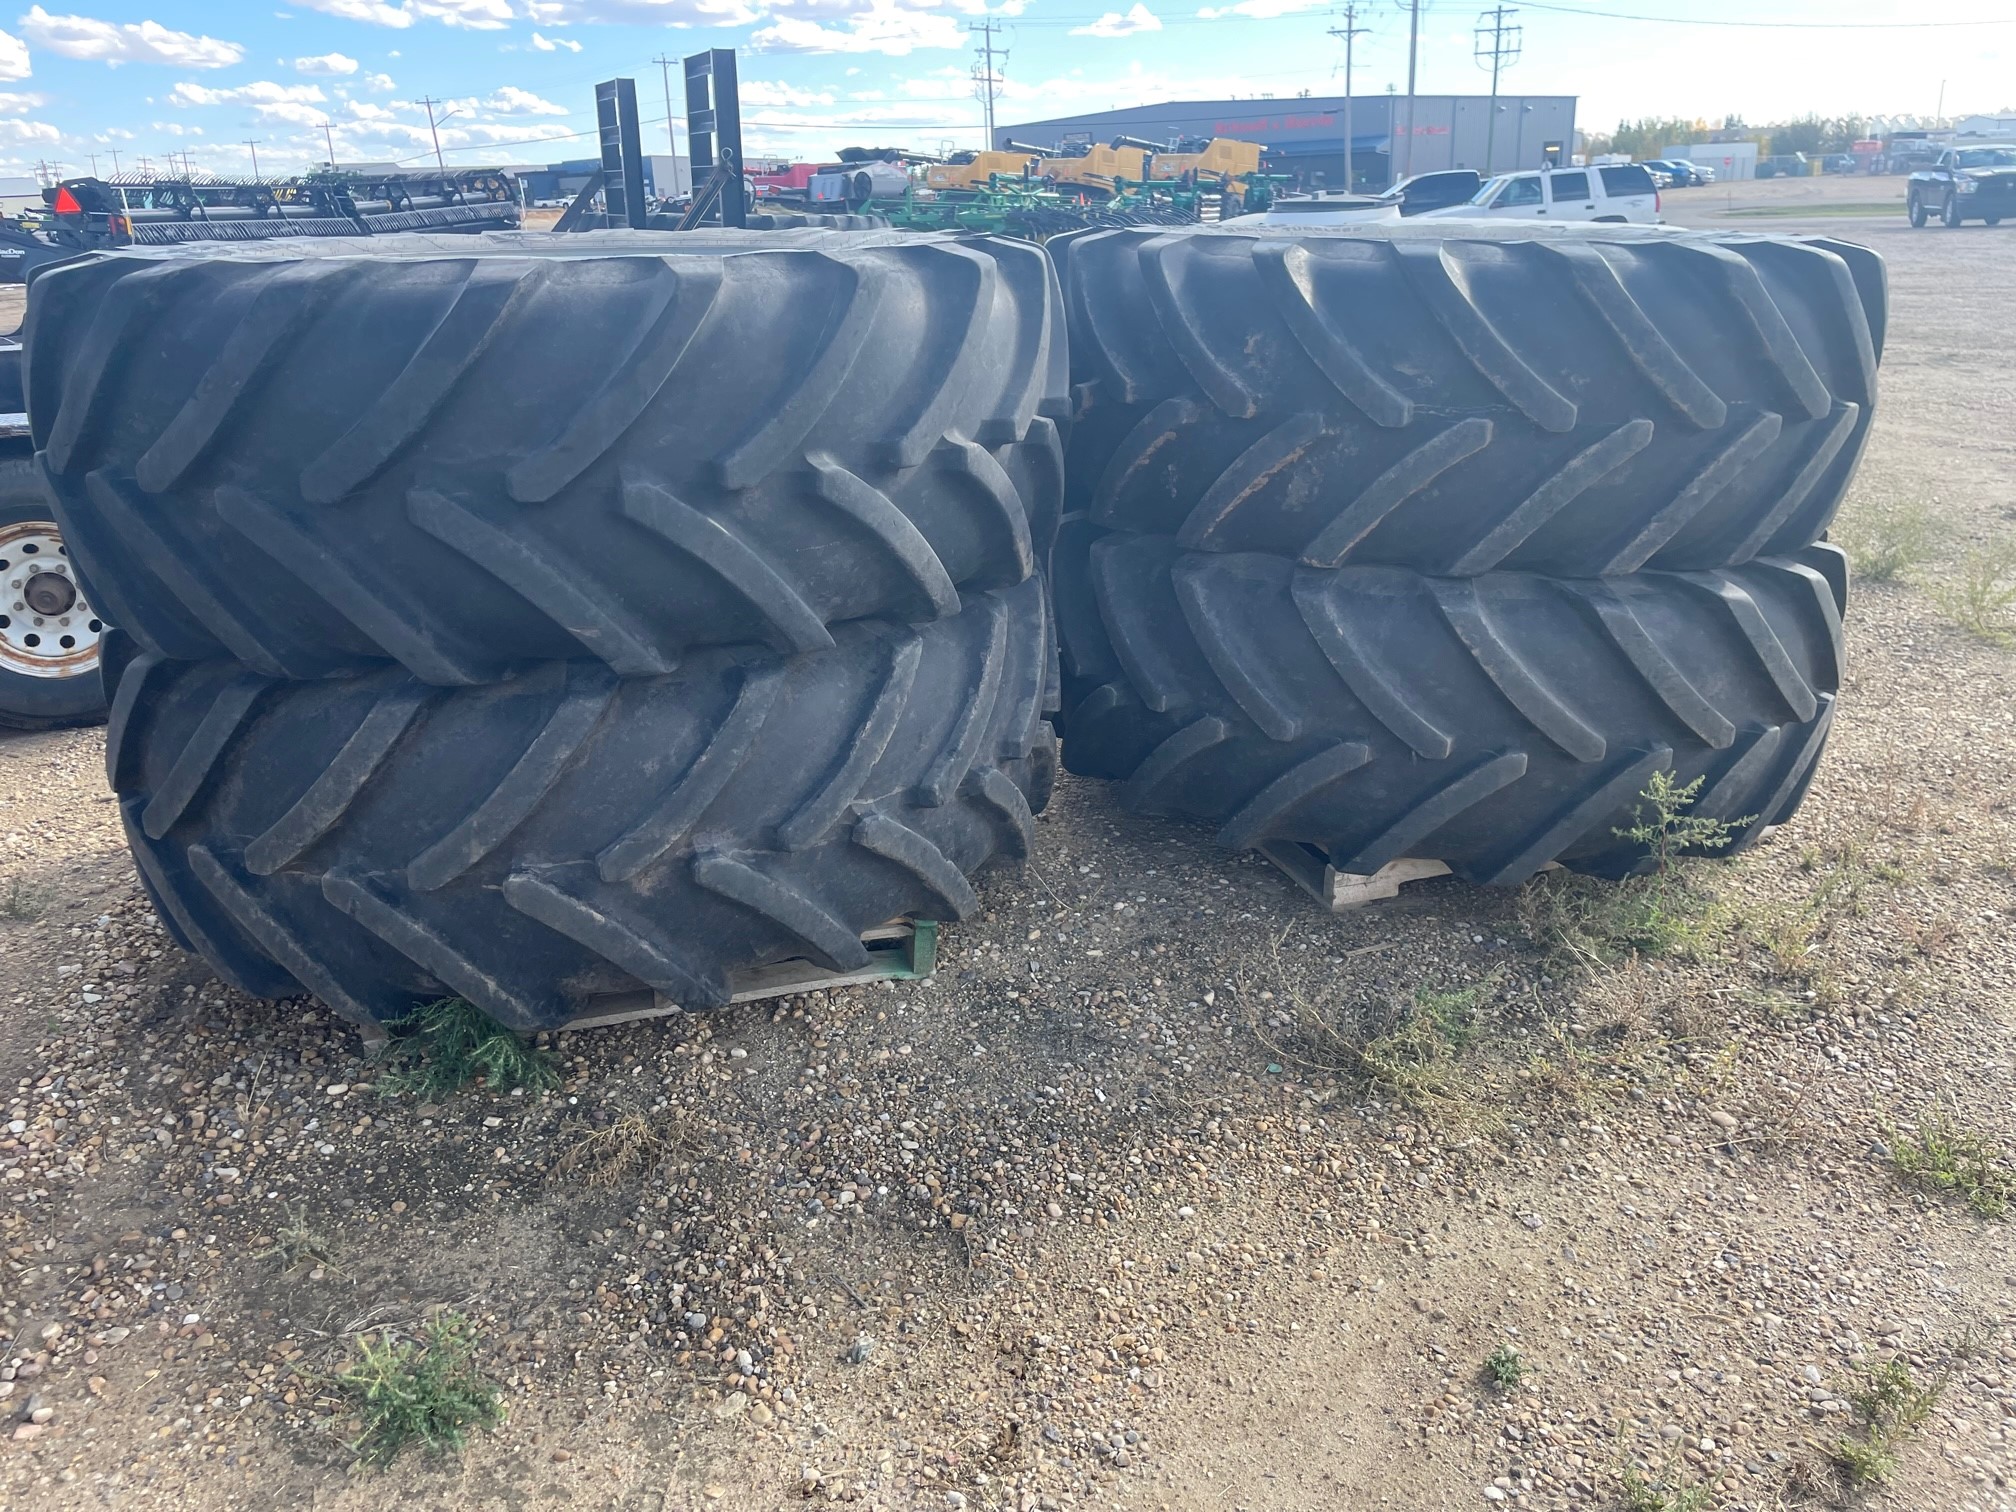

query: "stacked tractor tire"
left=1050, top=223, right=1881, bottom=885
left=25, top=229, right=1069, bottom=1032
left=24, top=218, right=1884, bottom=1035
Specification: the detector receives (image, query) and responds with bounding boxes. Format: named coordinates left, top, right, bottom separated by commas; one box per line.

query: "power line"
left=1474, top=5, right=1520, bottom=171
left=970, top=18, right=1007, bottom=146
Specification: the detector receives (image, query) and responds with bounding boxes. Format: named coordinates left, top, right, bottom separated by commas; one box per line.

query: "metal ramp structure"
left=555, top=52, right=748, bottom=233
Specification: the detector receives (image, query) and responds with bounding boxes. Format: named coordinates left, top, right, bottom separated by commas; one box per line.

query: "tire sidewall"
left=1942, top=195, right=1964, bottom=227
left=0, top=457, right=108, bottom=731
left=1908, top=191, right=1927, bottom=227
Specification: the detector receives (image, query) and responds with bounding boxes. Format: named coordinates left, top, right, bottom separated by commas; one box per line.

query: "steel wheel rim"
left=0, top=519, right=103, bottom=680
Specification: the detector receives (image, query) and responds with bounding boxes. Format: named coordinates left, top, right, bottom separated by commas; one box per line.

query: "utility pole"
left=87, top=152, right=98, bottom=176
left=1473, top=6, right=1520, bottom=173
left=1328, top=4, right=1369, bottom=191
left=243, top=138, right=262, bottom=179
left=652, top=54, right=683, bottom=195
left=109, top=148, right=120, bottom=175
left=419, top=95, right=448, bottom=172
left=970, top=18, right=1006, bottom=147
left=322, top=121, right=339, bottom=170
left=1403, top=0, right=1421, bottom=179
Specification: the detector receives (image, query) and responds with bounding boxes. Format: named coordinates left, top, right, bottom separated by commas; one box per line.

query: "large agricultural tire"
left=108, top=576, right=1054, bottom=1033
left=0, top=456, right=108, bottom=731
left=1053, top=223, right=1880, bottom=577
left=28, top=230, right=1067, bottom=683
left=1054, top=524, right=1846, bottom=884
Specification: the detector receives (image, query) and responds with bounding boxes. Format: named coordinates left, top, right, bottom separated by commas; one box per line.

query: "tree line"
left=1583, top=115, right=1870, bottom=161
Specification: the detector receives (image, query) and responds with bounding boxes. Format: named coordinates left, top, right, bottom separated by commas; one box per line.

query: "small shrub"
left=1932, top=540, right=2016, bottom=646
left=254, top=1204, right=343, bottom=1276
left=376, top=998, right=558, bottom=1099
left=1834, top=499, right=1937, bottom=583
left=1615, top=770, right=1749, bottom=873
left=1824, top=1354, right=1947, bottom=1490
left=552, top=1111, right=674, bottom=1190
left=1617, top=1464, right=1717, bottom=1512
left=1483, top=1344, right=1526, bottom=1390
left=334, top=1312, right=503, bottom=1464
left=0, top=875, right=52, bottom=922
left=1886, top=1111, right=2013, bottom=1218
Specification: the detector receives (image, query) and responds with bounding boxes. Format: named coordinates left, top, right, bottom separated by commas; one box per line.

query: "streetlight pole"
left=653, top=54, right=682, bottom=196
left=1329, top=3, right=1368, bottom=191
left=244, top=138, right=262, bottom=179
left=1402, top=0, right=1421, bottom=179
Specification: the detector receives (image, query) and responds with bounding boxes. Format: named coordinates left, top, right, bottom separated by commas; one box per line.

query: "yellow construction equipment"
left=923, top=151, right=1038, bottom=192
left=1004, top=140, right=1148, bottom=200
left=1148, top=137, right=1264, bottom=189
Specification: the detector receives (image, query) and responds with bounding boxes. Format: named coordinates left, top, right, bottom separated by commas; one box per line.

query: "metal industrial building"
left=999, top=94, right=1575, bottom=191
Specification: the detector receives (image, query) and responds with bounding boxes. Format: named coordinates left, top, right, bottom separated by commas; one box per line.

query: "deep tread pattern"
left=1053, top=224, right=1882, bottom=574
left=28, top=231, right=1065, bottom=681
left=110, top=580, right=1053, bottom=1032
left=1057, top=527, right=1845, bottom=883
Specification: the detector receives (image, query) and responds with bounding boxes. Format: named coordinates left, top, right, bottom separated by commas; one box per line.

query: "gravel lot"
left=3, top=211, right=2014, bottom=1512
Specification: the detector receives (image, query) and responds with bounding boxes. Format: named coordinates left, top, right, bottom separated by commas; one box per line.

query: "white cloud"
left=20, top=7, right=244, bottom=68
left=288, top=0, right=514, bottom=27
left=1070, top=3, right=1160, bottom=37
left=170, top=80, right=327, bottom=109
left=479, top=84, right=567, bottom=115
left=520, top=0, right=762, bottom=23
left=740, top=80, right=837, bottom=108
left=0, top=27, right=28, bottom=82
left=529, top=31, right=581, bottom=52
left=0, top=117, right=59, bottom=145
left=254, top=101, right=335, bottom=127
left=0, top=90, right=48, bottom=109
left=287, top=0, right=413, bottom=25
left=1198, top=0, right=1325, bottom=16
left=751, top=1, right=965, bottom=57
left=364, top=72, right=396, bottom=91
left=295, top=52, right=359, bottom=75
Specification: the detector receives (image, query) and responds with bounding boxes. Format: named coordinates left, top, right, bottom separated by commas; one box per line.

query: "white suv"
left=1416, top=163, right=1661, bottom=224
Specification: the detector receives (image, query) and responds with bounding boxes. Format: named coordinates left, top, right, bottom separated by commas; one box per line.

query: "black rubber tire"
left=108, top=576, right=1054, bottom=1032
left=1052, top=223, right=1880, bottom=576
left=0, top=456, right=108, bottom=732
left=1054, top=523, right=1846, bottom=884
left=1908, top=192, right=1927, bottom=228
left=1942, top=197, right=1964, bottom=228
left=29, top=230, right=1068, bottom=684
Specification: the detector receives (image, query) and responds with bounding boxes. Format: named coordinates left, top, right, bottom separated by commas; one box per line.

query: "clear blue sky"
left=0, top=1, right=2008, bottom=178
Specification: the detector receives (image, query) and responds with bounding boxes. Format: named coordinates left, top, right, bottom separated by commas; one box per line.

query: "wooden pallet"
left=1259, top=827, right=1779, bottom=914
left=358, top=919, right=939, bottom=1048
left=1258, top=843, right=1465, bottom=911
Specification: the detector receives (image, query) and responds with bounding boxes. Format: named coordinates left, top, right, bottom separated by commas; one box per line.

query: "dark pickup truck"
left=1908, top=143, right=2016, bottom=227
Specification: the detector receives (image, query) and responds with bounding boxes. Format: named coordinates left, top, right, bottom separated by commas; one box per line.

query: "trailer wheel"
left=0, top=457, right=107, bottom=732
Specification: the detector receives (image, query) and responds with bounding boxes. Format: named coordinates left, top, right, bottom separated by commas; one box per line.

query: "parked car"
left=1755, top=154, right=1809, bottom=179
left=1642, top=159, right=1698, bottom=188
left=1907, top=143, right=2016, bottom=227
left=1414, top=162, right=1660, bottom=223
left=1226, top=168, right=1480, bottom=227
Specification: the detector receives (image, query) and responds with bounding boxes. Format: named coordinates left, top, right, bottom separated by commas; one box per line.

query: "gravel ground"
left=2, top=217, right=2014, bottom=1512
